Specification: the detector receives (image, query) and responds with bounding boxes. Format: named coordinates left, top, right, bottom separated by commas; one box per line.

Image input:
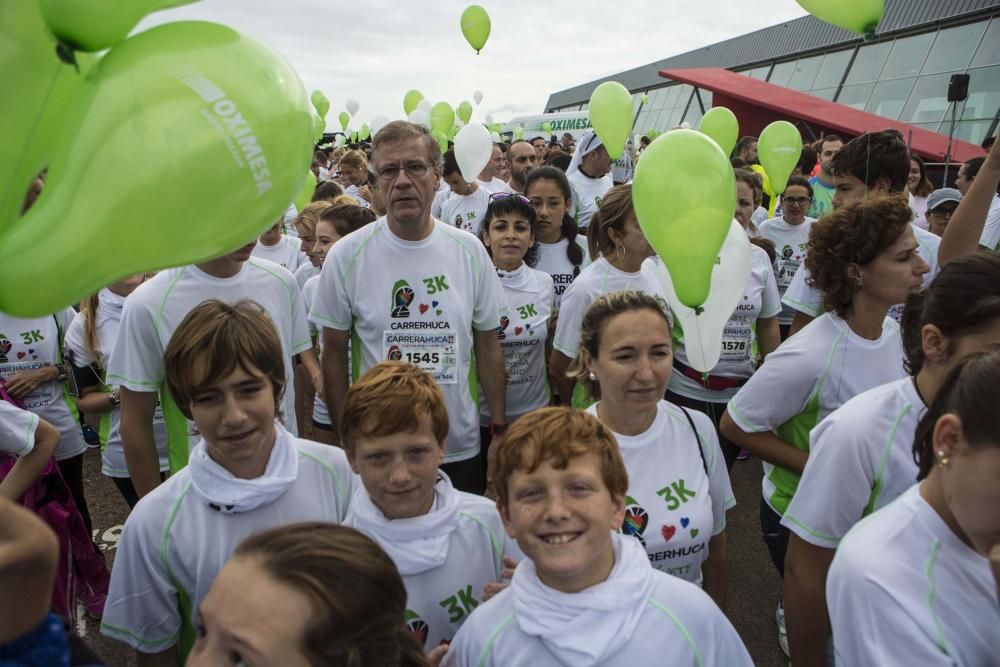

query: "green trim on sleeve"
left=647, top=599, right=704, bottom=667
left=298, top=448, right=349, bottom=517
left=460, top=511, right=504, bottom=570
left=100, top=620, right=180, bottom=652
left=161, top=481, right=197, bottom=661
left=923, top=539, right=953, bottom=659
left=478, top=613, right=517, bottom=667
left=863, top=404, right=912, bottom=517
left=780, top=294, right=820, bottom=317
left=781, top=511, right=841, bottom=546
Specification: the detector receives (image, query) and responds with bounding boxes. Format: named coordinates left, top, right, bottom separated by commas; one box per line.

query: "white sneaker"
left=776, top=601, right=790, bottom=658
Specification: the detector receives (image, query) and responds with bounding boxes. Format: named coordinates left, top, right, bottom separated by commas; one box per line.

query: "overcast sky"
left=137, top=0, right=808, bottom=127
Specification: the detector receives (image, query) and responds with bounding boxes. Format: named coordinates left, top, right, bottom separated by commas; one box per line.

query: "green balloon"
left=513, top=127, right=524, bottom=140
left=0, top=0, right=91, bottom=230
left=542, top=121, right=553, bottom=134
left=588, top=81, right=632, bottom=160
left=632, top=129, right=735, bottom=309
left=460, top=5, right=491, bottom=53
left=339, top=111, right=350, bottom=131
left=403, top=89, right=424, bottom=116
left=39, top=0, right=199, bottom=52
left=698, top=107, right=739, bottom=157
left=640, top=93, right=649, bottom=104
left=796, top=0, right=883, bottom=36
left=757, top=120, right=803, bottom=194
left=294, top=170, right=316, bottom=212
left=430, top=102, right=455, bottom=135
left=359, top=123, right=371, bottom=141
left=457, top=100, right=474, bottom=124
left=489, top=123, right=502, bottom=134
left=447, top=124, right=460, bottom=141
left=313, top=114, right=325, bottom=142
left=310, top=90, right=329, bottom=119
left=0, top=21, right=314, bottom=317
left=432, top=129, right=449, bottom=152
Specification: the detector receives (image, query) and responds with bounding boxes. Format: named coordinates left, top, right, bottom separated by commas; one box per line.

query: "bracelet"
left=108, top=388, right=121, bottom=407
left=55, top=364, right=68, bottom=382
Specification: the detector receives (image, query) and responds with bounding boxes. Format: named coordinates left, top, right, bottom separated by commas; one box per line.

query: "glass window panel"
left=684, top=100, right=704, bottom=126
left=634, top=111, right=653, bottom=135
left=695, top=88, right=712, bottom=110
left=971, top=19, right=1000, bottom=67
left=812, top=49, right=854, bottom=89
left=844, top=41, right=892, bottom=84
left=881, top=33, right=935, bottom=79
left=788, top=55, right=823, bottom=90
left=579, top=102, right=589, bottom=111
left=671, top=85, right=694, bottom=109
left=836, top=82, right=875, bottom=109
left=750, top=65, right=772, bottom=80
left=900, top=72, right=956, bottom=124
left=809, top=87, right=838, bottom=101
left=955, top=119, right=995, bottom=145
left=768, top=61, right=796, bottom=87
left=865, top=78, right=915, bottom=120
left=962, top=65, right=1000, bottom=120
left=647, top=87, right=667, bottom=108
left=632, top=94, right=643, bottom=114
left=922, top=22, right=986, bottom=74
left=660, top=85, right=682, bottom=109
left=911, top=121, right=944, bottom=135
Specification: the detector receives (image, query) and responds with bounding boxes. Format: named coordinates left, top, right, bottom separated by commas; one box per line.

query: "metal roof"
left=545, top=0, right=1000, bottom=110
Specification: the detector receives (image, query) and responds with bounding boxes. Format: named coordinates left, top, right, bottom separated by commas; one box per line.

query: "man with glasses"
left=925, top=188, right=962, bottom=237
left=757, top=176, right=817, bottom=340
left=310, top=121, right=508, bottom=494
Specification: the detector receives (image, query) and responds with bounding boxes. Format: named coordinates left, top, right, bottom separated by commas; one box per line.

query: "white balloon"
left=407, top=109, right=430, bottom=129
left=653, top=220, right=753, bottom=372
left=346, top=99, right=360, bottom=116
left=335, top=135, right=347, bottom=147
left=474, top=90, right=484, bottom=105
left=371, top=114, right=391, bottom=135
left=490, top=131, right=501, bottom=143
left=485, top=113, right=494, bottom=124
left=454, top=123, right=493, bottom=184
left=417, top=99, right=433, bottom=113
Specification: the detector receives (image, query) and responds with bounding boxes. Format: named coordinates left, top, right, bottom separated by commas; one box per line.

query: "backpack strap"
left=679, top=407, right=709, bottom=477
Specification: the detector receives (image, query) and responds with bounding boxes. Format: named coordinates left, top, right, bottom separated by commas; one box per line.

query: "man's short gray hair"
left=371, top=121, right=442, bottom=169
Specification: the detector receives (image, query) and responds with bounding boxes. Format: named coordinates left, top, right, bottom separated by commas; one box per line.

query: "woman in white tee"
left=64, top=273, right=170, bottom=507
left=827, top=349, right=1000, bottom=666
left=574, top=291, right=735, bottom=607
left=782, top=252, right=1000, bottom=665
left=550, top=185, right=667, bottom=406
left=668, top=169, right=782, bottom=469
left=0, top=401, right=59, bottom=502
left=524, top=167, right=590, bottom=314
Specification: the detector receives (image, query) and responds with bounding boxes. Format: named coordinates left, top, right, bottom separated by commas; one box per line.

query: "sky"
left=137, top=0, right=809, bottom=128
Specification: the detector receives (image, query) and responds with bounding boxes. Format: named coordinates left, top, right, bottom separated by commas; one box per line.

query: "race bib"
left=776, top=257, right=800, bottom=288
left=720, top=323, right=752, bottom=363
left=382, top=330, right=458, bottom=384
left=153, top=400, right=166, bottom=426
left=0, top=361, right=56, bottom=409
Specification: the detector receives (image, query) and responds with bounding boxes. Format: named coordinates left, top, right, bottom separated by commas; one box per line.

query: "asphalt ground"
left=78, top=444, right=788, bottom=666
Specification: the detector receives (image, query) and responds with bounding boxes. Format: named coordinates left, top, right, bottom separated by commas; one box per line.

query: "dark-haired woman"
left=478, top=194, right=553, bottom=432
left=782, top=253, right=1000, bottom=667
left=827, top=349, right=1000, bottom=666
left=908, top=155, right=934, bottom=230
left=720, top=194, right=930, bottom=655
left=525, top=167, right=590, bottom=313
left=189, top=522, right=433, bottom=667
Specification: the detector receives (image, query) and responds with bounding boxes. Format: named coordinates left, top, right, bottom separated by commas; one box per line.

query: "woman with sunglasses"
left=757, top=176, right=817, bottom=340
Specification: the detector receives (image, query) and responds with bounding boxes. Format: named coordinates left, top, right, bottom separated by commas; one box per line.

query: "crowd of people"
left=2, top=115, right=999, bottom=667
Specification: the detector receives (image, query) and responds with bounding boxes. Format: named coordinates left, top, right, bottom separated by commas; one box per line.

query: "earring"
left=936, top=450, right=949, bottom=467
left=589, top=372, right=597, bottom=381
left=617, top=244, right=626, bottom=260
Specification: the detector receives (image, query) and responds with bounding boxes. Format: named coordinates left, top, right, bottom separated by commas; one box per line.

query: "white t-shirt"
left=480, top=265, right=553, bottom=421
left=444, top=539, right=752, bottom=667
left=309, top=218, right=507, bottom=462
left=0, top=400, right=38, bottom=456
left=568, top=170, right=613, bottom=229
left=669, top=245, right=781, bottom=402
left=477, top=177, right=512, bottom=194
left=782, top=223, right=940, bottom=323
left=534, top=236, right=591, bottom=312
left=302, top=275, right=331, bottom=425
left=251, top=235, right=308, bottom=272
left=107, top=259, right=312, bottom=473
left=587, top=401, right=734, bottom=585
left=757, top=215, right=817, bottom=326
left=783, top=377, right=924, bottom=549
left=431, top=188, right=451, bottom=220
left=828, top=485, right=1000, bottom=666
left=347, top=485, right=511, bottom=651
left=0, top=309, right=85, bottom=461
left=64, top=293, right=169, bottom=478
left=101, top=426, right=355, bottom=656
left=726, top=313, right=906, bottom=515
left=911, top=194, right=929, bottom=230
left=553, top=256, right=667, bottom=360
left=440, top=186, right=492, bottom=236
left=294, top=262, right=319, bottom=289
left=978, top=194, right=1000, bottom=251
left=343, top=183, right=371, bottom=208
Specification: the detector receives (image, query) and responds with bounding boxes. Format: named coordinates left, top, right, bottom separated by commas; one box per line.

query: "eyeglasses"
left=488, top=192, right=531, bottom=205
left=783, top=196, right=812, bottom=206
left=928, top=207, right=958, bottom=217
left=376, top=161, right=432, bottom=182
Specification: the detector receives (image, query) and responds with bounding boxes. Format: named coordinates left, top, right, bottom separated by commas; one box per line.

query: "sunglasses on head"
left=489, top=192, right=531, bottom=206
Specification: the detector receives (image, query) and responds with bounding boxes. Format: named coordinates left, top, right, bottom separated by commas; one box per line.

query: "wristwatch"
left=108, top=388, right=121, bottom=407
left=489, top=421, right=509, bottom=437
left=56, top=364, right=68, bottom=382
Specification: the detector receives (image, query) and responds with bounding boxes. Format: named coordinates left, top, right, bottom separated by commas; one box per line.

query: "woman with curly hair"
left=719, top=193, right=929, bottom=655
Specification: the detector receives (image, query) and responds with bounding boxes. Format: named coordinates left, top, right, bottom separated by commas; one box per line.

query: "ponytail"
left=900, top=289, right=928, bottom=376
left=79, top=293, right=102, bottom=363
left=562, top=213, right=584, bottom=276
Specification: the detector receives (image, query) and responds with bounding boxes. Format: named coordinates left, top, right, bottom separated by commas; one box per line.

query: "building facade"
left=545, top=0, right=1000, bottom=147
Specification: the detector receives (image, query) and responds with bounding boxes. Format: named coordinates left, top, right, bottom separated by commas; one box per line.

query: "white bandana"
left=567, top=130, right=605, bottom=176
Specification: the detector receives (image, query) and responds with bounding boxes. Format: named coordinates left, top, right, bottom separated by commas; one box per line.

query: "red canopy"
left=660, top=67, right=985, bottom=163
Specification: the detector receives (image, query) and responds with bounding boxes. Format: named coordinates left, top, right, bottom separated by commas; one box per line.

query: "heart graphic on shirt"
left=514, top=326, right=523, bottom=335
left=690, top=528, right=700, bottom=539
left=661, top=524, right=676, bottom=542
left=432, top=300, right=439, bottom=308
left=524, top=323, right=531, bottom=330
left=16, top=351, right=26, bottom=359
left=680, top=517, right=690, bottom=528
left=28, top=349, right=35, bottom=355
left=435, top=309, right=442, bottom=316
left=419, top=303, right=429, bottom=314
